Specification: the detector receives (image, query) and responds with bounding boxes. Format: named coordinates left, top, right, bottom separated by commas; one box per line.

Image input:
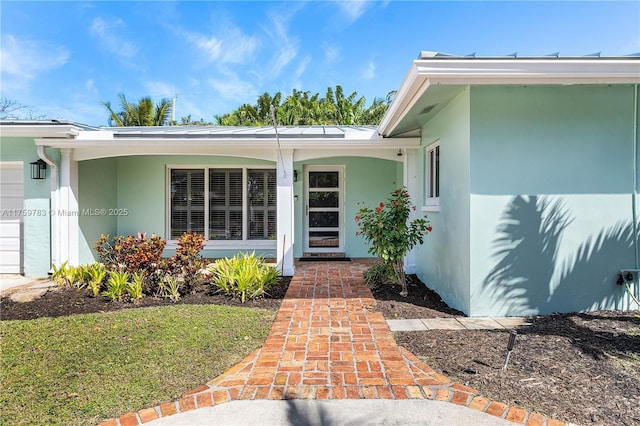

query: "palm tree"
left=102, top=94, right=172, bottom=126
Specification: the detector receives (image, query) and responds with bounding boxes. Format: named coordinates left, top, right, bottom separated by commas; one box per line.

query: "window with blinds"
left=170, top=169, right=205, bottom=239
left=210, top=169, right=243, bottom=240
left=248, top=169, right=277, bottom=240
left=169, top=167, right=277, bottom=241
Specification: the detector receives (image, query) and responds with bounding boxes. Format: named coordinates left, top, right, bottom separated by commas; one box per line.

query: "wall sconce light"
left=30, top=159, right=47, bottom=180
left=294, top=170, right=298, bottom=182
left=397, top=149, right=403, bottom=157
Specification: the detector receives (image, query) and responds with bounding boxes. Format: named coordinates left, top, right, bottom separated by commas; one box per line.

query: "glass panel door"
left=305, top=167, right=343, bottom=252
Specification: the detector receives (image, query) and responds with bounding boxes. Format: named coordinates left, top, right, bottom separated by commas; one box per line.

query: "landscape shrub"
left=355, top=187, right=432, bottom=296
left=128, top=271, right=145, bottom=301
left=167, top=232, right=206, bottom=293
left=103, top=270, right=130, bottom=301
left=159, top=275, right=181, bottom=302
left=51, top=261, right=77, bottom=288
left=209, top=252, right=280, bottom=303
left=94, top=233, right=166, bottom=274
left=363, top=261, right=397, bottom=289
left=85, top=263, right=108, bottom=297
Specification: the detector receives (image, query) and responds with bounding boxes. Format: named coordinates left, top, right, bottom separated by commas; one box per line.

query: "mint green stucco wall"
left=414, top=89, right=472, bottom=314
left=75, top=155, right=277, bottom=263
left=293, top=157, right=400, bottom=258
left=468, top=85, right=639, bottom=316
left=78, top=158, right=118, bottom=264
left=0, top=137, right=56, bottom=277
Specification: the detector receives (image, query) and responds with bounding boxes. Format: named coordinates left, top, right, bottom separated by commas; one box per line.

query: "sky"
left=1, top=1, right=639, bottom=127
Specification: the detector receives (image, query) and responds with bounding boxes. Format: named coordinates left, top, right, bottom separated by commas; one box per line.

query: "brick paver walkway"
left=102, top=261, right=567, bottom=426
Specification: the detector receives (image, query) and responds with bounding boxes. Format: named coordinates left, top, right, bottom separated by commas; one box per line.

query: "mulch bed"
left=2, top=272, right=639, bottom=426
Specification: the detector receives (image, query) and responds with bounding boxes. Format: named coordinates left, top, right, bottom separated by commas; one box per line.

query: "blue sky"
left=1, top=1, right=639, bottom=127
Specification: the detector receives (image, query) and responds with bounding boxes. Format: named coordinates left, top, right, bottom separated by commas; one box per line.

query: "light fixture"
left=397, top=149, right=403, bottom=157
left=30, top=159, right=47, bottom=180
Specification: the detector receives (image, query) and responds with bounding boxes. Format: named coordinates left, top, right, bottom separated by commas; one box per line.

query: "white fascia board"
left=378, top=65, right=430, bottom=137
left=0, top=124, right=81, bottom=138
left=379, top=57, right=640, bottom=136
left=413, top=59, right=640, bottom=84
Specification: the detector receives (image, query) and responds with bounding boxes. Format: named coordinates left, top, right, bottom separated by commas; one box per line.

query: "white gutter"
left=36, top=145, right=59, bottom=270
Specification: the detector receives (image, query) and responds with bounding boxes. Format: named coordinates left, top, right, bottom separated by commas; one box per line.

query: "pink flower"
left=355, top=215, right=360, bottom=221
left=427, top=225, right=433, bottom=232
left=412, top=206, right=416, bottom=211
left=379, top=202, right=384, bottom=208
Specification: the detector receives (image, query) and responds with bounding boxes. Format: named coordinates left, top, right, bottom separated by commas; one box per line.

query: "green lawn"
left=0, top=305, right=275, bottom=425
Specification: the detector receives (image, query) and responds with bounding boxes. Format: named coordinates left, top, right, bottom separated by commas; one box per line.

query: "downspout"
left=36, top=145, right=59, bottom=271
left=633, top=84, right=639, bottom=308
left=632, top=84, right=638, bottom=271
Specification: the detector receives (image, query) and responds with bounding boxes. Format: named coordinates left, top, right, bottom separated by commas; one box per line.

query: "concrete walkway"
left=387, top=317, right=531, bottom=332
left=93, top=261, right=564, bottom=425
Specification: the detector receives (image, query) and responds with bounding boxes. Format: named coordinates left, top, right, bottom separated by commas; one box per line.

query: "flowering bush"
left=94, top=233, right=166, bottom=275
left=355, top=188, right=432, bottom=296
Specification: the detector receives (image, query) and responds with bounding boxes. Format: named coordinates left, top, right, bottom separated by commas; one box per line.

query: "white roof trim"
left=379, top=57, right=640, bottom=137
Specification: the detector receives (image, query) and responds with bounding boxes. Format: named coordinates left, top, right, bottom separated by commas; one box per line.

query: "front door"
left=304, top=166, right=344, bottom=253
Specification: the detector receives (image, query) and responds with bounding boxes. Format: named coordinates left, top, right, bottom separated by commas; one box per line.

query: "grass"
left=0, top=304, right=275, bottom=425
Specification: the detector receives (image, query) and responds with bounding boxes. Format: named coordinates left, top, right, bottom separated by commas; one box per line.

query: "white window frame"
left=423, top=140, right=440, bottom=212
left=165, top=165, right=277, bottom=250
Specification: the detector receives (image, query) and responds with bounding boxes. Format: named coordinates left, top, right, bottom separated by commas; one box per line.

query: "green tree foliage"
left=102, top=94, right=172, bottom=126
left=215, top=86, right=393, bottom=126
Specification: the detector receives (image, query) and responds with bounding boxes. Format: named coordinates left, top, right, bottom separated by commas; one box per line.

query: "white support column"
left=277, top=149, right=295, bottom=276
left=404, top=148, right=418, bottom=274
left=59, top=149, right=79, bottom=266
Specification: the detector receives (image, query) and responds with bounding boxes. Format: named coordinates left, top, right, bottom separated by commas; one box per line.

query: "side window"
left=425, top=141, right=440, bottom=209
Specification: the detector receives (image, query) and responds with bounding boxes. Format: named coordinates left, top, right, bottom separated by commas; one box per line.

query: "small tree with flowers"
left=355, top=188, right=432, bottom=296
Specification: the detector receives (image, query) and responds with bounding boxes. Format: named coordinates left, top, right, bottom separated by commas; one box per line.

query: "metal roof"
left=418, top=51, right=640, bottom=59
left=110, top=125, right=378, bottom=139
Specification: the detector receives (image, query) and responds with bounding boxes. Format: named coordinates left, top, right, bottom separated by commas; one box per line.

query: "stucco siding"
left=0, top=137, right=54, bottom=277
left=78, top=158, right=118, bottom=264
left=415, top=89, right=471, bottom=314
left=469, top=85, right=639, bottom=316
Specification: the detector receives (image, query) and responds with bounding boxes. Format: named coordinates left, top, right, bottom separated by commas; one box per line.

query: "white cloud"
left=144, top=81, right=178, bottom=100
left=85, top=79, right=98, bottom=97
left=295, top=56, right=312, bottom=80
left=188, top=33, right=222, bottom=62
left=90, top=17, right=138, bottom=59
left=0, top=34, right=69, bottom=92
left=323, top=43, right=342, bottom=64
left=208, top=72, right=257, bottom=101
left=362, top=60, right=376, bottom=80
left=262, top=8, right=300, bottom=77
left=335, top=1, right=370, bottom=22
left=185, top=24, right=259, bottom=65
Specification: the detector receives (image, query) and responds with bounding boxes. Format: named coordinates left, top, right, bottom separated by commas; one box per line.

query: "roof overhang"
left=379, top=56, right=640, bottom=137
left=0, top=120, right=96, bottom=138
left=33, top=126, right=419, bottom=161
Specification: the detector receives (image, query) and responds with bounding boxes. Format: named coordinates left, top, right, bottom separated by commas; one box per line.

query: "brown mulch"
left=2, top=271, right=639, bottom=426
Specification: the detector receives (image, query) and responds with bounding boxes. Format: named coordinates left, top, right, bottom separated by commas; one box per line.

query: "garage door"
left=0, top=162, right=24, bottom=274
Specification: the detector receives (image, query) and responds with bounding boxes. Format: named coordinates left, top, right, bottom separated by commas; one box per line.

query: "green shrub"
left=128, top=271, right=145, bottom=301
left=103, top=270, right=129, bottom=301
left=51, top=261, right=76, bottom=288
left=86, top=263, right=108, bottom=297
left=160, top=275, right=181, bottom=302
left=363, top=262, right=396, bottom=289
left=355, top=187, right=432, bottom=296
left=210, top=252, right=280, bottom=303
left=94, top=233, right=166, bottom=274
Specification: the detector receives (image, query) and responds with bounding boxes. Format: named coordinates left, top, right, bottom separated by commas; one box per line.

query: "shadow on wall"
left=483, top=195, right=636, bottom=315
